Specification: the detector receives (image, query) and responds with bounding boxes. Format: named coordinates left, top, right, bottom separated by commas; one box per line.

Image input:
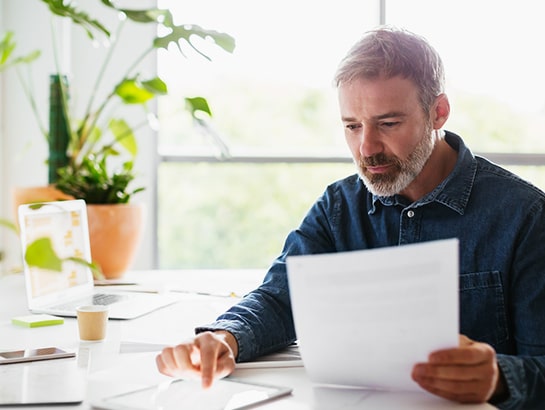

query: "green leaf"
left=122, top=9, right=169, bottom=24
left=0, top=31, right=16, bottom=65
left=29, top=203, right=47, bottom=210
left=40, top=0, right=110, bottom=40
left=100, top=0, right=170, bottom=24
left=0, top=218, right=18, bottom=234
left=12, top=50, right=41, bottom=65
left=115, top=78, right=155, bottom=104
left=103, top=146, right=120, bottom=157
left=56, top=157, right=144, bottom=204
left=108, top=119, right=137, bottom=156
left=25, top=237, right=63, bottom=272
left=0, top=31, right=40, bottom=72
left=121, top=161, right=134, bottom=173
left=154, top=24, right=235, bottom=60
left=185, top=97, right=212, bottom=118
left=142, top=77, right=168, bottom=95
left=99, top=0, right=115, bottom=7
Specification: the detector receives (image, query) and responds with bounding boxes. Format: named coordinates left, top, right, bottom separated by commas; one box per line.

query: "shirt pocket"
left=459, top=271, right=508, bottom=348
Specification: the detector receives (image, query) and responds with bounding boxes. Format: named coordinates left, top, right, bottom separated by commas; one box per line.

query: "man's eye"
left=381, top=121, right=399, bottom=128
left=346, top=124, right=362, bottom=131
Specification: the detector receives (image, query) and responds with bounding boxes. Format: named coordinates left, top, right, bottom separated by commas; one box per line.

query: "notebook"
left=18, top=199, right=179, bottom=320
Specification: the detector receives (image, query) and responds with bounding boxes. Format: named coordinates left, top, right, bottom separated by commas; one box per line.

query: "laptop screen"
left=18, top=200, right=93, bottom=299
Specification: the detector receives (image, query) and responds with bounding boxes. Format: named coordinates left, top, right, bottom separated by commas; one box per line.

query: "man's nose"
left=359, top=126, right=382, bottom=158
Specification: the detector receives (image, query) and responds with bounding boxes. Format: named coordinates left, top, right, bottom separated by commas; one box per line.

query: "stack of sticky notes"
left=11, top=314, right=64, bottom=328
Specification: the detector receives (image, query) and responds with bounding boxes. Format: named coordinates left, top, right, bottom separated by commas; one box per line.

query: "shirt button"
left=407, top=210, right=415, bottom=218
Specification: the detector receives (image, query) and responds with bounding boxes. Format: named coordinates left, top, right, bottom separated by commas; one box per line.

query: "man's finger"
left=415, top=378, right=488, bottom=404
left=195, top=337, right=220, bottom=388
left=156, top=345, right=200, bottom=378
left=429, top=342, right=495, bottom=365
left=413, top=361, right=495, bottom=382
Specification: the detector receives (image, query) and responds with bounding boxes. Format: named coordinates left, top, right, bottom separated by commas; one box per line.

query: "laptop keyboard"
left=92, top=293, right=128, bottom=305
left=51, top=293, right=128, bottom=312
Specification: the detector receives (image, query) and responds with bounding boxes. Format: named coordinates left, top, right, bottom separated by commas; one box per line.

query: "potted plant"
left=1, top=0, right=235, bottom=277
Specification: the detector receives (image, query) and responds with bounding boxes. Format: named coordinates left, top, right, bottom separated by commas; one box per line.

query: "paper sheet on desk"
left=286, top=238, right=459, bottom=392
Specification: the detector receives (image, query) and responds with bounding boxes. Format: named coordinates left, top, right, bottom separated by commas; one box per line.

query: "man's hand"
left=412, top=335, right=505, bottom=403
left=156, top=331, right=238, bottom=388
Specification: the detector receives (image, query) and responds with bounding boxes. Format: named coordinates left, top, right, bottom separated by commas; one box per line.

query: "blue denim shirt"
left=197, top=131, right=545, bottom=409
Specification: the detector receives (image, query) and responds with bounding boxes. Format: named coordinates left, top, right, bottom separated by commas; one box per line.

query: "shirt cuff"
left=492, top=354, right=526, bottom=409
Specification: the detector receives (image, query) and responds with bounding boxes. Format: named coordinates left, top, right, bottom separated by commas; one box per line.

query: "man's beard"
left=356, top=124, right=435, bottom=197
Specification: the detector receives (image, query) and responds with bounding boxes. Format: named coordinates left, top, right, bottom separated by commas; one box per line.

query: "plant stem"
left=123, top=45, right=155, bottom=80
left=80, top=44, right=155, bottom=161
left=80, top=19, right=127, bottom=140
left=15, top=66, right=48, bottom=140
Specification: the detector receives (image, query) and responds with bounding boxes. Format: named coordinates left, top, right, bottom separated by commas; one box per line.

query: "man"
left=156, top=27, right=545, bottom=409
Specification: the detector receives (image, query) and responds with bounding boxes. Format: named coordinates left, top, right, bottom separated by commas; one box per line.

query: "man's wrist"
left=215, top=330, right=239, bottom=360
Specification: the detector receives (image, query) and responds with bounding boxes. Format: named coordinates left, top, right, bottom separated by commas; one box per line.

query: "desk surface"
left=0, top=270, right=495, bottom=409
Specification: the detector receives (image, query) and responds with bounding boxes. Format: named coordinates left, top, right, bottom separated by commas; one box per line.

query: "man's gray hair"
left=334, top=26, right=445, bottom=114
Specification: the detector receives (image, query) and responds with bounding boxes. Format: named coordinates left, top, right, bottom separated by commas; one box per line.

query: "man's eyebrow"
left=374, top=112, right=406, bottom=120
left=341, top=112, right=407, bottom=122
left=341, top=116, right=359, bottom=123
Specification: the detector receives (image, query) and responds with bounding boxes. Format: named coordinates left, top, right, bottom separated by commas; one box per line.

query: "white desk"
left=0, top=270, right=496, bottom=409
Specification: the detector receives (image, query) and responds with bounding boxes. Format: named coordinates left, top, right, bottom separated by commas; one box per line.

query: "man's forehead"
left=338, top=76, right=420, bottom=119
left=338, top=75, right=418, bottom=94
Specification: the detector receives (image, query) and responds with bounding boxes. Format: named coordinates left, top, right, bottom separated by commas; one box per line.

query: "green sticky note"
left=11, top=314, right=64, bottom=328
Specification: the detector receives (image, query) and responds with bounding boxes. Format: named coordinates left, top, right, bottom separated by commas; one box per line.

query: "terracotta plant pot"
left=12, top=185, right=74, bottom=221
left=86, top=203, right=145, bottom=279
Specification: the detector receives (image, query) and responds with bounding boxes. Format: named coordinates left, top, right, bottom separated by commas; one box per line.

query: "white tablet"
left=92, top=377, right=292, bottom=410
left=0, top=358, right=85, bottom=406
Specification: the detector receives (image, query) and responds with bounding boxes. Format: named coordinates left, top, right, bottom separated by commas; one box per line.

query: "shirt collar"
left=369, top=131, right=477, bottom=215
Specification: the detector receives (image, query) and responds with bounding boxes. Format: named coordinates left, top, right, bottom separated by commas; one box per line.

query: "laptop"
left=18, top=199, right=179, bottom=320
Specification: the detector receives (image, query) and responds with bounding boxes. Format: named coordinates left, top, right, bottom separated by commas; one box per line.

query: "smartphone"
left=0, top=347, right=75, bottom=364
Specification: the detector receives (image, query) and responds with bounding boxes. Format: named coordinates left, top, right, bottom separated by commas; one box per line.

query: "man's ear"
left=432, top=93, right=450, bottom=129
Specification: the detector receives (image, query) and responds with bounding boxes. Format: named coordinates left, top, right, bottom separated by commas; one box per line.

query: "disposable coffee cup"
left=76, top=305, right=109, bottom=341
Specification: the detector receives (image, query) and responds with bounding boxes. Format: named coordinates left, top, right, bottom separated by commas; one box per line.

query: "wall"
left=0, top=2, right=3, bottom=272
left=0, top=0, right=157, bottom=272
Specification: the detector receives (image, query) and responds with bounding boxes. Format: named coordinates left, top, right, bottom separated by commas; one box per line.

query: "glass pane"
left=385, top=0, right=545, bottom=153
left=158, top=163, right=354, bottom=268
left=155, top=0, right=545, bottom=269
left=505, top=166, right=545, bottom=192
left=157, top=0, right=378, bottom=156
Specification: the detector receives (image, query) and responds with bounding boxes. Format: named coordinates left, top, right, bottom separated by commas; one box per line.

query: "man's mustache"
left=360, top=153, right=399, bottom=168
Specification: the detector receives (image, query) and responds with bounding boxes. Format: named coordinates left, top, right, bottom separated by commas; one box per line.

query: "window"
left=156, top=0, right=545, bottom=268
left=385, top=0, right=545, bottom=156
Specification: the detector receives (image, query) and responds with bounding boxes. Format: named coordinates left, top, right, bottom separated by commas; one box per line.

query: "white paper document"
left=286, top=238, right=459, bottom=392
